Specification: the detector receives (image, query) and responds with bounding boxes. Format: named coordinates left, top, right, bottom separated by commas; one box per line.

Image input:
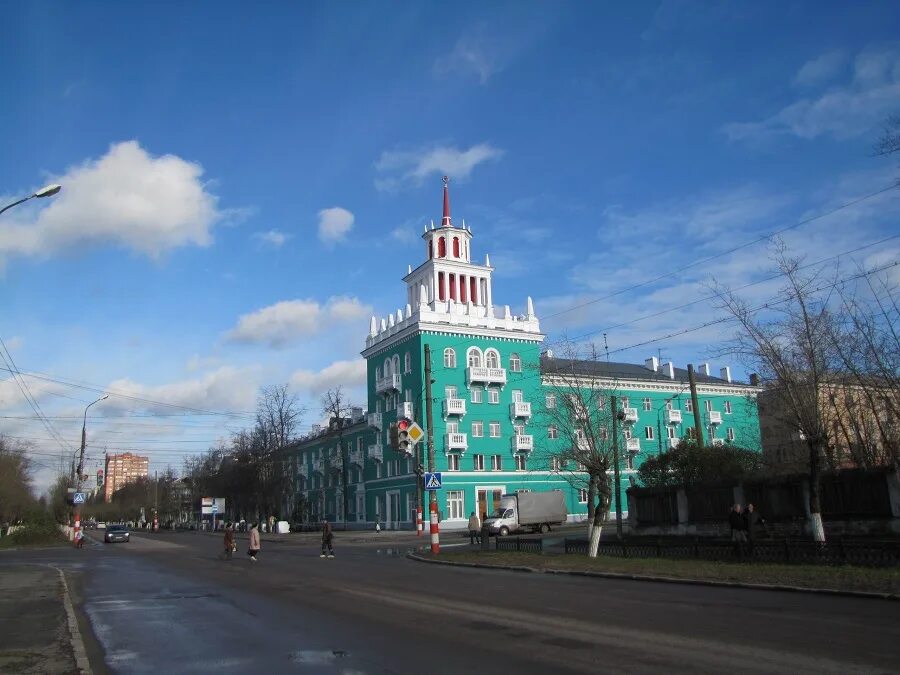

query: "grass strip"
left=427, top=550, right=900, bottom=595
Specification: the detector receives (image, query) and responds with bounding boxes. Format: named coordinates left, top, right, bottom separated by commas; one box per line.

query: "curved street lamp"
left=0, top=184, right=62, bottom=216
left=77, top=394, right=109, bottom=479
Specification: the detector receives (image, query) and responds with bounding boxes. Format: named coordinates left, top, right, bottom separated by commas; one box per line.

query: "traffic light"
left=397, top=417, right=412, bottom=454
left=415, top=463, right=425, bottom=477
left=388, top=422, right=399, bottom=450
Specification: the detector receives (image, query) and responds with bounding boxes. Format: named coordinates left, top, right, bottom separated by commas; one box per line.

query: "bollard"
left=481, top=524, right=490, bottom=552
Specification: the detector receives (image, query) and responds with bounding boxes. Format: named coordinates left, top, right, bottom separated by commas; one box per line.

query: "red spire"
left=441, top=175, right=452, bottom=227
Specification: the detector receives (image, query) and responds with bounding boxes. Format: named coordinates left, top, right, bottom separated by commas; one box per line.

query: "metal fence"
left=562, top=536, right=900, bottom=567
left=494, top=536, right=544, bottom=553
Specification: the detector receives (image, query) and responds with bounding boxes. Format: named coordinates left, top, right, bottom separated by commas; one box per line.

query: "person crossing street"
left=320, top=519, right=335, bottom=558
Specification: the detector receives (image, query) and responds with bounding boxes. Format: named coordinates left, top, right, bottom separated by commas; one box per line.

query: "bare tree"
left=322, top=386, right=355, bottom=528
left=875, top=113, right=900, bottom=158
left=714, top=246, right=840, bottom=542
left=0, top=436, right=35, bottom=523
left=537, top=344, right=620, bottom=557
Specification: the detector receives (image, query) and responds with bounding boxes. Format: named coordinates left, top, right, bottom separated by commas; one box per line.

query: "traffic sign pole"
left=425, top=344, right=439, bottom=554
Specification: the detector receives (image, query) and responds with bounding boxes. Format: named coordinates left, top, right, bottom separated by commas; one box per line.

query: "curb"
left=54, top=566, right=93, bottom=675
left=405, top=553, right=899, bottom=601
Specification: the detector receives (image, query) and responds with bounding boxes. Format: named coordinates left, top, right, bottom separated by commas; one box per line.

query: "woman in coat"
left=248, top=522, right=261, bottom=562
left=223, top=522, right=235, bottom=560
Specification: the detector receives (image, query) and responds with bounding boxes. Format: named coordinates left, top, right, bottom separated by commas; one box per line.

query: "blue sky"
left=2, top=1, right=899, bottom=492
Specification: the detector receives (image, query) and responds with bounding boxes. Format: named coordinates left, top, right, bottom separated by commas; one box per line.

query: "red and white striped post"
left=429, top=500, right=440, bottom=554
left=416, top=508, right=423, bottom=536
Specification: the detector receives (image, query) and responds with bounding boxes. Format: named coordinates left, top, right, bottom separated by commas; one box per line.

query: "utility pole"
left=657, top=414, right=664, bottom=456
left=424, top=344, right=439, bottom=554
left=687, top=364, right=705, bottom=447
left=611, top=395, right=623, bottom=540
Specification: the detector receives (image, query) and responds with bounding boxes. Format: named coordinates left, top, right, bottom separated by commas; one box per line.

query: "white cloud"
left=226, top=296, right=372, bottom=348
left=104, top=366, right=259, bottom=414
left=794, top=50, right=847, bottom=86
left=0, top=141, right=224, bottom=262
left=435, top=33, right=502, bottom=84
left=317, top=207, right=354, bottom=245
left=724, top=47, right=900, bottom=142
left=253, top=229, right=290, bottom=247
left=3, top=336, right=23, bottom=352
left=375, top=143, right=503, bottom=191
left=290, top=359, right=367, bottom=395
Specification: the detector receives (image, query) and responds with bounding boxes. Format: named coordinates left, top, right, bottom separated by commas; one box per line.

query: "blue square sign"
left=424, top=472, right=442, bottom=490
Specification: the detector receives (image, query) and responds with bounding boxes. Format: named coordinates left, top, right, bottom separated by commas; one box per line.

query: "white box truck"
left=484, top=491, right=567, bottom=536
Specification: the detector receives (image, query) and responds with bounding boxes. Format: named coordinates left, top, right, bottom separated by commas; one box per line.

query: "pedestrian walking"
left=728, top=503, right=747, bottom=558
left=467, top=511, right=481, bottom=545
left=320, top=519, right=334, bottom=558
left=248, top=522, right=260, bottom=562
left=742, top=503, right=765, bottom=555
left=74, top=529, right=84, bottom=549
left=222, top=522, right=235, bottom=560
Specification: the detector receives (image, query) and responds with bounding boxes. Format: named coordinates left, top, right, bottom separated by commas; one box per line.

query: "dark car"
left=104, top=524, right=130, bottom=543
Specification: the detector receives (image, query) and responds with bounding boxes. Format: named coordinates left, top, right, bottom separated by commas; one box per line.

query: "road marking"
left=53, top=566, right=93, bottom=675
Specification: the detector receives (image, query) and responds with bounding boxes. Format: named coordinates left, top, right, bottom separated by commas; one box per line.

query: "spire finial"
left=441, top=175, right=452, bottom=227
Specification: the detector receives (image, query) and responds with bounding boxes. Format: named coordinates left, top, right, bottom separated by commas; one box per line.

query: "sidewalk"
left=0, top=564, right=87, bottom=674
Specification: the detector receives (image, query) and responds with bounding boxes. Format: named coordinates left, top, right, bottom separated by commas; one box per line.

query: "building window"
left=724, top=401, right=732, bottom=414
left=473, top=454, right=485, bottom=471
left=485, top=349, right=500, bottom=369
left=643, top=398, right=651, bottom=411
left=727, top=427, right=736, bottom=441
left=444, top=348, right=456, bottom=368
left=447, top=454, right=460, bottom=471
left=510, top=353, right=521, bottom=372
left=491, top=455, right=502, bottom=470
left=452, top=236, right=460, bottom=258
left=666, top=400, right=673, bottom=411
left=392, top=355, right=400, bottom=378
left=575, top=428, right=586, bottom=442
left=447, top=490, right=464, bottom=519
left=621, top=397, right=629, bottom=409
left=467, top=347, right=483, bottom=368
left=514, top=424, right=525, bottom=436
left=667, top=426, right=676, bottom=439
left=685, top=400, right=693, bottom=412
left=404, top=352, right=411, bottom=373
left=515, top=455, right=527, bottom=471
left=512, top=389, right=523, bottom=403
left=488, top=388, right=500, bottom=404
left=705, top=400, right=712, bottom=412
left=472, top=421, right=484, bottom=437
left=626, top=454, right=635, bottom=470
left=548, top=425, right=558, bottom=439
left=470, top=387, right=483, bottom=404
left=645, top=426, right=654, bottom=440
left=438, top=237, right=446, bottom=258
left=489, top=422, right=501, bottom=438
left=597, top=397, right=606, bottom=410
left=579, top=489, right=588, bottom=503
left=446, top=421, right=459, bottom=434
left=686, top=427, right=697, bottom=440
left=546, top=393, right=557, bottom=409
left=623, top=428, right=632, bottom=440
left=445, top=385, right=457, bottom=399
left=375, top=366, right=381, bottom=380
left=550, top=457, right=561, bottom=471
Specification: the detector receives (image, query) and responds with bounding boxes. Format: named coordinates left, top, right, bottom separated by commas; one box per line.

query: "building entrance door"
left=477, top=488, right=504, bottom=523
left=387, top=490, right=401, bottom=529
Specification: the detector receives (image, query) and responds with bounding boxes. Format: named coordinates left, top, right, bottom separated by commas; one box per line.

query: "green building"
left=283, top=179, right=761, bottom=530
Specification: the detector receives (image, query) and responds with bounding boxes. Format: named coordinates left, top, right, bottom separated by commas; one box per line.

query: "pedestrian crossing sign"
left=73, top=492, right=86, bottom=504
left=424, top=472, right=442, bottom=490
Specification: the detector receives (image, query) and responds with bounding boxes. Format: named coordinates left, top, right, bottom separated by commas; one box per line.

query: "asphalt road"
left=6, top=530, right=900, bottom=674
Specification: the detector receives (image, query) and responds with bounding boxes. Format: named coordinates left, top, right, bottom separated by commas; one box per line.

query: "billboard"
left=201, top=497, right=226, bottom=515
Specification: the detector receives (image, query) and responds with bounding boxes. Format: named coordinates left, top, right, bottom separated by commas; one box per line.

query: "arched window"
left=510, top=353, right=521, bottom=372
left=392, top=355, right=400, bottom=377
left=383, top=358, right=391, bottom=375
left=467, top=347, right=483, bottom=368
left=437, top=237, right=446, bottom=258
left=444, top=348, right=456, bottom=368
left=453, top=236, right=460, bottom=257
left=485, top=349, right=500, bottom=369
left=404, top=352, right=412, bottom=373
left=375, top=366, right=381, bottom=380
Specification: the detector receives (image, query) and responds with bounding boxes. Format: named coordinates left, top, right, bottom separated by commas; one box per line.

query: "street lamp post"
left=0, top=184, right=62, bottom=216
left=73, top=394, right=108, bottom=540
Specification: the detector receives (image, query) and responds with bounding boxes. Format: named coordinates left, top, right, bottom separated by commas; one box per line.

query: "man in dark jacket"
left=320, top=519, right=334, bottom=558
left=742, top=503, right=764, bottom=553
left=729, top=504, right=747, bottom=557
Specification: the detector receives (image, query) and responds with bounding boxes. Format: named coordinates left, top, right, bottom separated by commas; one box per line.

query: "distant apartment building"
left=103, top=452, right=150, bottom=502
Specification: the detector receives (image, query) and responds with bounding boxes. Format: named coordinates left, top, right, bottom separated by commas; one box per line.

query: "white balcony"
left=467, top=366, right=507, bottom=387
left=622, top=407, right=638, bottom=424
left=665, top=409, right=682, bottom=425
left=445, top=433, right=468, bottom=451
left=368, top=443, right=383, bottom=463
left=708, top=411, right=723, bottom=425
left=400, top=401, right=414, bottom=419
left=511, top=434, right=534, bottom=452
left=349, top=449, right=363, bottom=466
left=312, top=458, right=324, bottom=474
left=443, top=398, right=466, bottom=418
left=367, top=412, right=382, bottom=430
left=375, top=373, right=401, bottom=395
left=626, top=438, right=641, bottom=453
left=327, top=456, right=342, bottom=472
left=667, top=438, right=679, bottom=449
left=510, top=401, right=532, bottom=419
left=711, top=438, right=725, bottom=447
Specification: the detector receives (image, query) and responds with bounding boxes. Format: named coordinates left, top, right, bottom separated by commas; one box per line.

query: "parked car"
left=104, top=524, right=130, bottom=543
